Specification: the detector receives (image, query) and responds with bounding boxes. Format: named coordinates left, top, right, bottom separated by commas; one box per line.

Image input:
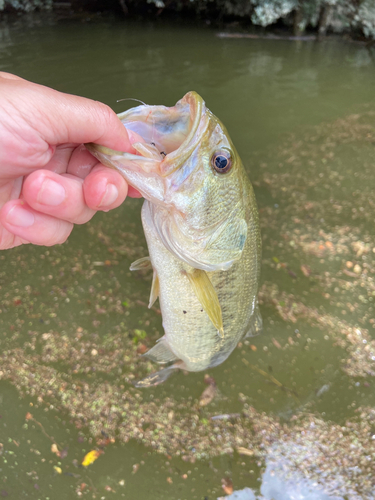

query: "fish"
left=86, top=91, right=262, bottom=387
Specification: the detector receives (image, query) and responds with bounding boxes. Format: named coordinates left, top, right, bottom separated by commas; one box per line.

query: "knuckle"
left=67, top=204, right=95, bottom=225
left=48, top=221, right=73, bottom=246
left=95, top=102, right=116, bottom=134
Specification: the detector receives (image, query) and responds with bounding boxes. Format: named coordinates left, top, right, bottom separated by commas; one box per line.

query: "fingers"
left=42, top=144, right=74, bottom=175
left=0, top=200, right=73, bottom=247
left=43, top=143, right=99, bottom=177
left=127, top=185, right=143, bottom=198
left=23, top=170, right=96, bottom=224
left=23, top=166, right=128, bottom=220
left=67, top=144, right=101, bottom=179
left=0, top=165, right=130, bottom=248
left=83, top=165, right=128, bottom=211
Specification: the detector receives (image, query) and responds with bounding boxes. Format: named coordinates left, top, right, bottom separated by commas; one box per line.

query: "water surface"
left=0, top=14, right=375, bottom=500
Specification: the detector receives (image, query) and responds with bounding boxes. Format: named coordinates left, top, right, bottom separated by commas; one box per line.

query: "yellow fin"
left=149, top=270, right=160, bottom=308
left=185, top=269, right=224, bottom=337
left=130, top=256, right=152, bottom=271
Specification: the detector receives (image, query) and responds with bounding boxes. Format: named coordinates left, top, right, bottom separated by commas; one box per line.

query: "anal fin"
left=244, top=303, right=263, bottom=338
left=143, top=339, right=179, bottom=364
left=130, top=256, right=152, bottom=271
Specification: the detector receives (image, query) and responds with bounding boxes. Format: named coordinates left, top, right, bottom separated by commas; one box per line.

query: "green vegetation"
left=1, top=0, right=375, bottom=39
left=0, top=0, right=52, bottom=12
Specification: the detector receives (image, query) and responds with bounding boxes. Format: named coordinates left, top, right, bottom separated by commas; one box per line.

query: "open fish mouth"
left=119, top=91, right=204, bottom=159
left=86, top=91, right=207, bottom=177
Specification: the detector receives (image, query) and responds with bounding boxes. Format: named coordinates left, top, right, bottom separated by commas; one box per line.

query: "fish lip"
left=159, top=91, right=205, bottom=176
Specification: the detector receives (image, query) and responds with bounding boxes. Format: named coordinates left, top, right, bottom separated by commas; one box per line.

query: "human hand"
left=0, top=72, right=141, bottom=250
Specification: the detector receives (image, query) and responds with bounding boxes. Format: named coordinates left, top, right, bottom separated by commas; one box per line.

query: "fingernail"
left=38, top=179, right=66, bottom=206
left=100, top=184, right=118, bottom=208
left=7, top=205, right=35, bottom=227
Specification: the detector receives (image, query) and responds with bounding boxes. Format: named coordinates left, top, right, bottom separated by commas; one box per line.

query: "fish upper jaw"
left=85, top=92, right=209, bottom=204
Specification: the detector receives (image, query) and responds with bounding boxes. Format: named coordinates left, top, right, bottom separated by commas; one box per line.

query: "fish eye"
left=211, top=150, right=232, bottom=174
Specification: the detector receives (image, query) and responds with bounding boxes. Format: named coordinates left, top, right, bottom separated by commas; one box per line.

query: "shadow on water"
left=0, top=13, right=375, bottom=500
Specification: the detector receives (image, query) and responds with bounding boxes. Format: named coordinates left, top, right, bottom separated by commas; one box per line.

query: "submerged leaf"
left=300, top=264, right=312, bottom=277
left=199, top=375, right=217, bottom=406
left=81, top=449, right=102, bottom=467
left=51, top=443, right=60, bottom=457
left=237, top=446, right=254, bottom=456
left=221, top=477, right=233, bottom=495
left=199, top=384, right=217, bottom=406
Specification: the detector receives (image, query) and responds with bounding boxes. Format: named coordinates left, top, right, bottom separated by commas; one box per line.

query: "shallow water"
left=0, top=13, right=375, bottom=500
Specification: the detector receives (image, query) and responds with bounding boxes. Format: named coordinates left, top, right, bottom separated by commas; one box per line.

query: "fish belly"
left=141, top=201, right=259, bottom=373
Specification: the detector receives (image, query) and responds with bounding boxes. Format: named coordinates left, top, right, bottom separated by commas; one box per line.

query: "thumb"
left=39, top=86, right=132, bottom=152
left=3, top=75, right=132, bottom=153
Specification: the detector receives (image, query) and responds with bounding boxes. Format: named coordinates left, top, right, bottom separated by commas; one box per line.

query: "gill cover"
left=145, top=201, right=247, bottom=272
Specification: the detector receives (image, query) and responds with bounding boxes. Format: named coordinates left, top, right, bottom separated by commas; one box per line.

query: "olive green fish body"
left=86, top=92, right=262, bottom=387
left=142, top=181, right=260, bottom=373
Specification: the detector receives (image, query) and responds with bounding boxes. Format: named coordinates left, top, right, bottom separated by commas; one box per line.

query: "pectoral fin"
left=149, top=270, right=160, bottom=308
left=130, top=256, right=152, bottom=271
left=185, top=269, right=224, bottom=337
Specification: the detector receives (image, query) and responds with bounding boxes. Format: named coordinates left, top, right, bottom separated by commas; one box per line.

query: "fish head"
left=86, top=92, right=252, bottom=271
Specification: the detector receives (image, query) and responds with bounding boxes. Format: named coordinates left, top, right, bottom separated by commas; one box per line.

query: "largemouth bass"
left=86, top=92, right=262, bottom=387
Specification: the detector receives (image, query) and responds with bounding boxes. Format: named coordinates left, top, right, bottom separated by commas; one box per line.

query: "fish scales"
left=86, top=92, right=262, bottom=387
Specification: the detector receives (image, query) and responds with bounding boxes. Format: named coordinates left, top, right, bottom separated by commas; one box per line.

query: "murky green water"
left=1, top=13, right=375, bottom=500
